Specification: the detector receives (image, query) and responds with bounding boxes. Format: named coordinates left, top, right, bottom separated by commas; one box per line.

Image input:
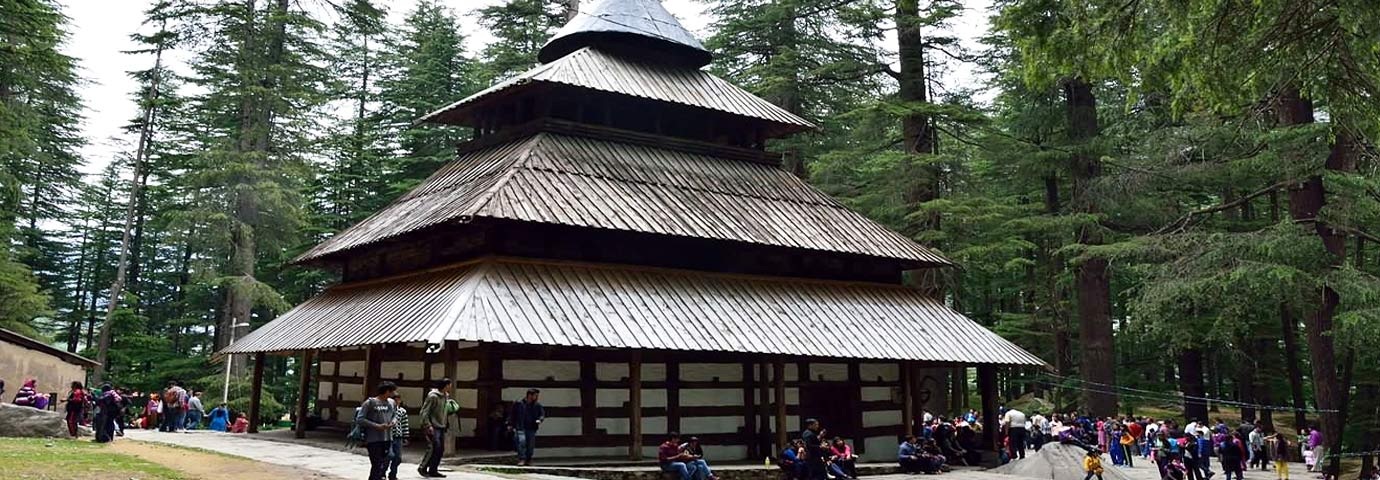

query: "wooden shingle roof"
left=223, top=258, right=1043, bottom=366
left=417, top=47, right=814, bottom=136
left=296, top=130, right=952, bottom=266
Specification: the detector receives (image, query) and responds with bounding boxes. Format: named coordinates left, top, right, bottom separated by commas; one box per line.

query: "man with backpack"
left=160, top=381, right=187, bottom=433
left=356, top=382, right=399, bottom=480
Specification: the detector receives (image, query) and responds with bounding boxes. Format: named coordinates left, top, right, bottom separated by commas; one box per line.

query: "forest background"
left=2, top=0, right=1378, bottom=474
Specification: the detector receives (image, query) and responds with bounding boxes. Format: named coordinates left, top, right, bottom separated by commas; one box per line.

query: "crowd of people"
left=4, top=376, right=253, bottom=441
left=1007, top=412, right=1331, bottom=480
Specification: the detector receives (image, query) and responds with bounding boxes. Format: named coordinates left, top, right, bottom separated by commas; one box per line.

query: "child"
left=1084, top=450, right=1105, bottom=480
left=1168, top=457, right=1189, bottom=480
left=230, top=413, right=249, bottom=433
left=1272, top=434, right=1290, bottom=480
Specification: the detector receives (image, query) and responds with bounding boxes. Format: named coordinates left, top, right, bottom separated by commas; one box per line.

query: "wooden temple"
left=222, top=0, right=1044, bottom=461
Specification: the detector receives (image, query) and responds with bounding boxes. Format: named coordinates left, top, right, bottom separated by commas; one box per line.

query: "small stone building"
left=0, top=328, right=97, bottom=403
left=223, top=0, right=1044, bottom=461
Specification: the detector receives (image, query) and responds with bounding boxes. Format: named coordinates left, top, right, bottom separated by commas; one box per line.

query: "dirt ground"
left=105, top=440, right=346, bottom=480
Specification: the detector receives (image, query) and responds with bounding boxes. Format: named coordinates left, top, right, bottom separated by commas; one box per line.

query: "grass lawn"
left=0, top=437, right=184, bottom=479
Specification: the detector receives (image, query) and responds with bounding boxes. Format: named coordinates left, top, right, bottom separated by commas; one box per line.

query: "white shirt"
left=1003, top=409, right=1028, bottom=429
left=1031, top=414, right=1048, bottom=433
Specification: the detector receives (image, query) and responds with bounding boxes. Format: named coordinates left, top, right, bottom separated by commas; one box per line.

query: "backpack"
left=346, top=405, right=366, bottom=447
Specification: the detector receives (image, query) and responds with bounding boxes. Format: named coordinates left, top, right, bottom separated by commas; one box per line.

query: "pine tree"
left=475, top=0, right=568, bottom=84
left=378, top=0, right=476, bottom=194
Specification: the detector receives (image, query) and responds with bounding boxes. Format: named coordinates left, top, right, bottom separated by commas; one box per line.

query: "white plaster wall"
left=454, top=360, right=478, bottom=381
left=597, top=416, right=667, bottom=435
left=680, top=415, right=742, bottom=434
left=321, top=360, right=337, bottom=376
left=679, top=388, right=742, bottom=407
left=453, top=388, right=477, bottom=409
left=863, top=410, right=902, bottom=428
left=860, top=363, right=899, bottom=382
left=706, top=445, right=748, bottom=461
left=680, top=363, right=741, bottom=382
left=861, top=386, right=894, bottom=402
left=808, top=363, right=849, bottom=382
left=430, top=362, right=445, bottom=379
left=784, top=363, right=798, bottom=381
left=505, top=360, right=580, bottom=381
left=337, top=360, right=366, bottom=377
left=863, top=436, right=899, bottom=462
left=396, top=388, right=424, bottom=409
left=337, top=383, right=363, bottom=402
left=319, top=382, right=335, bottom=400
left=597, top=388, right=668, bottom=408
left=381, top=361, right=425, bottom=381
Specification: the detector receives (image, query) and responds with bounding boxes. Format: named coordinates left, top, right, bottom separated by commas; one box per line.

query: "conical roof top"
left=539, top=0, right=712, bottom=68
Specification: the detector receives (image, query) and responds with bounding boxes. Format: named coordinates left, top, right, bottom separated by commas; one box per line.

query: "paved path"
left=124, top=429, right=503, bottom=480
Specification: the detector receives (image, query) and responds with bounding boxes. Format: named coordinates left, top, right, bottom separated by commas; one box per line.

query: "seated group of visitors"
left=779, top=419, right=859, bottom=480
left=898, top=435, right=948, bottom=474
left=659, top=433, right=720, bottom=480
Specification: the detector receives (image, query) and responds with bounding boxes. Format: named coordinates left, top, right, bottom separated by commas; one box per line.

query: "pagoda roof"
left=417, top=47, right=814, bottom=137
left=539, top=0, right=712, bottom=67
left=296, top=128, right=950, bottom=266
left=222, top=257, right=1044, bottom=366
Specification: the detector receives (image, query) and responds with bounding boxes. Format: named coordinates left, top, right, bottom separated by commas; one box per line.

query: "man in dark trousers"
left=418, top=378, right=452, bottom=478
left=508, top=389, right=545, bottom=466
left=356, top=381, right=398, bottom=480
left=801, top=419, right=826, bottom=480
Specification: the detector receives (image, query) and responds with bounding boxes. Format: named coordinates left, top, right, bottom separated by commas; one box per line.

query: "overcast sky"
left=61, top=0, right=992, bottom=177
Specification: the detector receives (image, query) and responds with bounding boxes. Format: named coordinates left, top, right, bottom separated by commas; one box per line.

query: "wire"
left=1022, top=376, right=1337, bottom=414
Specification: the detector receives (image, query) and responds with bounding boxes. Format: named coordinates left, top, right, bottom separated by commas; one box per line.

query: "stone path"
left=124, top=429, right=503, bottom=480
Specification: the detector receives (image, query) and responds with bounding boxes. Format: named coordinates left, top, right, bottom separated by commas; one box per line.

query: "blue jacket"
left=899, top=441, right=918, bottom=460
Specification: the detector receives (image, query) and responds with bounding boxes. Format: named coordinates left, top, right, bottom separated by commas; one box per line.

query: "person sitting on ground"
left=934, top=418, right=968, bottom=466
left=781, top=439, right=807, bottom=480
left=829, top=437, right=858, bottom=479
left=899, top=435, right=925, bottom=474
left=230, top=412, right=250, bottom=433
left=921, top=438, right=947, bottom=473
left=679, top=436, right=717, bottom=480
left=12, top=379, right=43, bottom=408
left=1084, top=450, right=1106, bottom=480
left=659, top=432, right=708, bottom=480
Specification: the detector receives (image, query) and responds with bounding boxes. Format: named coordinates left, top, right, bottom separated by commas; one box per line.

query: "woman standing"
left=143, top=393, right=162, bottom=429
left=63, top=381, right=89, bottom=437
left=93, top=384, right=122, bottom=443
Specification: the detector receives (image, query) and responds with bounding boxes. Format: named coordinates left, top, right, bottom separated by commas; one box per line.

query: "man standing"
left=801, top=419, right=826, bottom=480
left=419, top=379, right=451, bottom=478
left=161, top=381, right=186, bottom=433
left=185, top=391, right=205, bottom=430
left=1002, top=407, right=1028, bottom=460
left=1030, top=412, right=1048, bottom=451
left=357, top=382, right=398, bottom=480
left=390, top=396, right=411, bottom=480
left=508, top=389, right=545, bottom=466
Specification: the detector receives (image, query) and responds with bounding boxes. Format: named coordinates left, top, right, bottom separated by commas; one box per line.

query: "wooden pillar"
left=446, top=341, right=461, bottom=454
left=248, top=353, right=265, bottom=434
left=328, top=348, right=340, bottom=421
left=773, top=357, right=787, bottom=452
left=901, top=362, right=914, bottom=436
left=295, top=349, right=314, bottom=438
left=978, top=365, right=999, bottom=450
left=364, top=344, right=382, bottom=396
left=666, top=359, right=681, bottom=433
left=580, top=358, right=597, bottom=436
left=629, top=351, right=643, bottom=460
left=757, top=362, right=772, bottom=457
left=742, top=362, right=758, bottom=458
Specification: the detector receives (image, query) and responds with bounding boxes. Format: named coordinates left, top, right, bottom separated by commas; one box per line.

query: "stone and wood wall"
left=310, top=342, right=975, bottom=462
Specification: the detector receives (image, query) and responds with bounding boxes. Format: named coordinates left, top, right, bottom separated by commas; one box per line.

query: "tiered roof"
left=230, top=0, right=1043, bottom=367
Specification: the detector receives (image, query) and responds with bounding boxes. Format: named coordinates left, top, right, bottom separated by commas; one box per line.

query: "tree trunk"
left=66, top=222, right=91, bottom=352
left=1280, top=303, right=1308, bottom=429
left=1275, top=84, right=1348, bottom=476
left=92, top=36, right=166, bottom=386
left=1064, top=77, right=1116, bottom=416
left=897, top=0, right=941, bottom=229
left=1179, top=348, right=1208, bottom=422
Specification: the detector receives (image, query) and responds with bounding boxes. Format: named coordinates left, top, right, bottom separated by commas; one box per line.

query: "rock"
left=991, top=443, right=1134, bottom=480
left=0, top=402, right=90, bottom=438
